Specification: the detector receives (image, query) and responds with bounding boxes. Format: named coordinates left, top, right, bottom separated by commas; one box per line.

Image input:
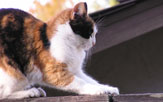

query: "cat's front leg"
left=40, top=54, right=119, bottom=95
left=63, top=76, right=119, bottom=95
left=42, top=68, right=119, bottom=95
left=7, top=87, right=46, bottom=99
left=77, top=71, right=98, bottom=84
left=76, top=71, right=119, bottom=95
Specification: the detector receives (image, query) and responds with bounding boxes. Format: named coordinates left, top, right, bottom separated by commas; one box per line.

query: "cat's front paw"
left=102, top=85, right=119, bottom=95
left=27, top=87, right=46, bottom=98
left=79, top=84, right=119, bottom=95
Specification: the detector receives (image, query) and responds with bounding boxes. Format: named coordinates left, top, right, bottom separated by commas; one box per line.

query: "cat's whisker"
left=95, top=18, right=109, bottom=29
left=95, top=16, right=105, bottom=27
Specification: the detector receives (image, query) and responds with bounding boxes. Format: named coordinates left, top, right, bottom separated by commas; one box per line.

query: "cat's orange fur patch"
left=47, top=9, right=73, bottom=39
left=1, top=14, right=21, bottom=30
left=1, top=14, right=13, bottom=28
left=24, top=17, right=45, bottom=51
left=0, top=56, right=25, bottom=80
left=35, top=50, right=74, bottom=87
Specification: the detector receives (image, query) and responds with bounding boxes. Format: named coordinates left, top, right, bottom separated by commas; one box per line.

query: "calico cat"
left=0, top=2, right=119, bottom=99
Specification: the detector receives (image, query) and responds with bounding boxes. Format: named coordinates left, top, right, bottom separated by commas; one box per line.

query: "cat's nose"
left=92, top=41, right=95, bottom=46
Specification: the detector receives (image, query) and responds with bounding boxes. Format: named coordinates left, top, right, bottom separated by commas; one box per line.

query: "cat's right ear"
left=72, top=2, right=88, bottom=19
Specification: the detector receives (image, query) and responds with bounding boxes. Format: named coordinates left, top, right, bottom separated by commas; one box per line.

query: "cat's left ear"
left=72, top=2, right=88, bottom=19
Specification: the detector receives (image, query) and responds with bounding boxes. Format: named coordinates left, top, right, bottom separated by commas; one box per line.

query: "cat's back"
left=0, top=8, right=33, bottom=27
left=0, top=8, right=29, bottom=17
left=0, top=8, right=39, bottom=30
left=0, top=8, right=46, bottom=74
left=0, top=8, right=45, bottom=44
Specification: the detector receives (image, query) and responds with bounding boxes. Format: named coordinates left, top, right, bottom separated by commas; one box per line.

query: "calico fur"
left=0, top=2, right=119, bottom=99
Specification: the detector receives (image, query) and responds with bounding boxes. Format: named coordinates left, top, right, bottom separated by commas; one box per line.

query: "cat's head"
left=49, top=2, right=97, bottom=51
left=70, top=2, right=97, bottom=50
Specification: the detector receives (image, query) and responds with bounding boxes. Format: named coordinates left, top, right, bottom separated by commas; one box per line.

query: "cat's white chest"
left=50, top=37, right=85, bottom=73
left=50, top=23, right=86, bottom=74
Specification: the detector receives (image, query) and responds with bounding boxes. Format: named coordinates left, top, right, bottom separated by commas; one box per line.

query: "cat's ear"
left=72, top=2, right=88, bottom=19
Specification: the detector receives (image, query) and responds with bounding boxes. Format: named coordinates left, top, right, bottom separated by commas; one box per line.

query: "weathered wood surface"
left=113, top=93, right=163, bottom=102
left=0, top=95, right=109, bottom=102
left=2, top=93, right=163, bottom=102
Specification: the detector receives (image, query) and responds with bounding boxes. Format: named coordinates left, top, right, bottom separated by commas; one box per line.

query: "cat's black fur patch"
left=0, top=9, right=32, bottom=75
left=84, top=3, right=87, bottom=13
left=40, top=23, right=50, bottom=49
left=70, top=17, right=93, bottom=39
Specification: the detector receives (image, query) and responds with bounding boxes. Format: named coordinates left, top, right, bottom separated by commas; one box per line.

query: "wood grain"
left=113, top=93, right=163, bottom=102
left=2, top=93, right=163, bottom=102
left=0, top=95, right=109, bottom=102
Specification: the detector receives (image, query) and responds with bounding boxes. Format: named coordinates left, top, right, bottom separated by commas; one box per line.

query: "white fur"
left=64, top=76, right=119, bottom=95
left=50, top=22, right=119, bottom=95
left=0, top=67, right=46, bottom=99
left=26, top=66, right=43, bottom=85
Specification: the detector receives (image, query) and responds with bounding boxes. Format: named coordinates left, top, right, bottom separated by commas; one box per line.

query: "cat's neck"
left=46, top=9, right=72, bottom=39
left=49, top=22, right=86, bottom=72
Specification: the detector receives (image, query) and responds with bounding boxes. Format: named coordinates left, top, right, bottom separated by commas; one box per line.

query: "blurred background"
left=0, top=0, right=120, bottom=21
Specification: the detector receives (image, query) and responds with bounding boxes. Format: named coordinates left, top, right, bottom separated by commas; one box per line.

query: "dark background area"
left=86, top=27, right=163, bottom=94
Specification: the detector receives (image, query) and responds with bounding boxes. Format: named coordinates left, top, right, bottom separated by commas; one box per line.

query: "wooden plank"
left=113, top=93, right=163, bottom=102
left=0, top=95, right=109, bottom=102
left=2, top=93, right=163, bottom=102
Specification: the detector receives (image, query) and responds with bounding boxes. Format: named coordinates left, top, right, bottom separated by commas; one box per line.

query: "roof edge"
left=89, top=0, right=145, bottom=20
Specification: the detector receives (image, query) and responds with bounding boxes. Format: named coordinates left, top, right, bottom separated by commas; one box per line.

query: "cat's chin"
left=82, top=43, right=93, bottom=51
left=84, top=46, right=93, bottom=52
left=84, top=48, right=90, bottom=52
